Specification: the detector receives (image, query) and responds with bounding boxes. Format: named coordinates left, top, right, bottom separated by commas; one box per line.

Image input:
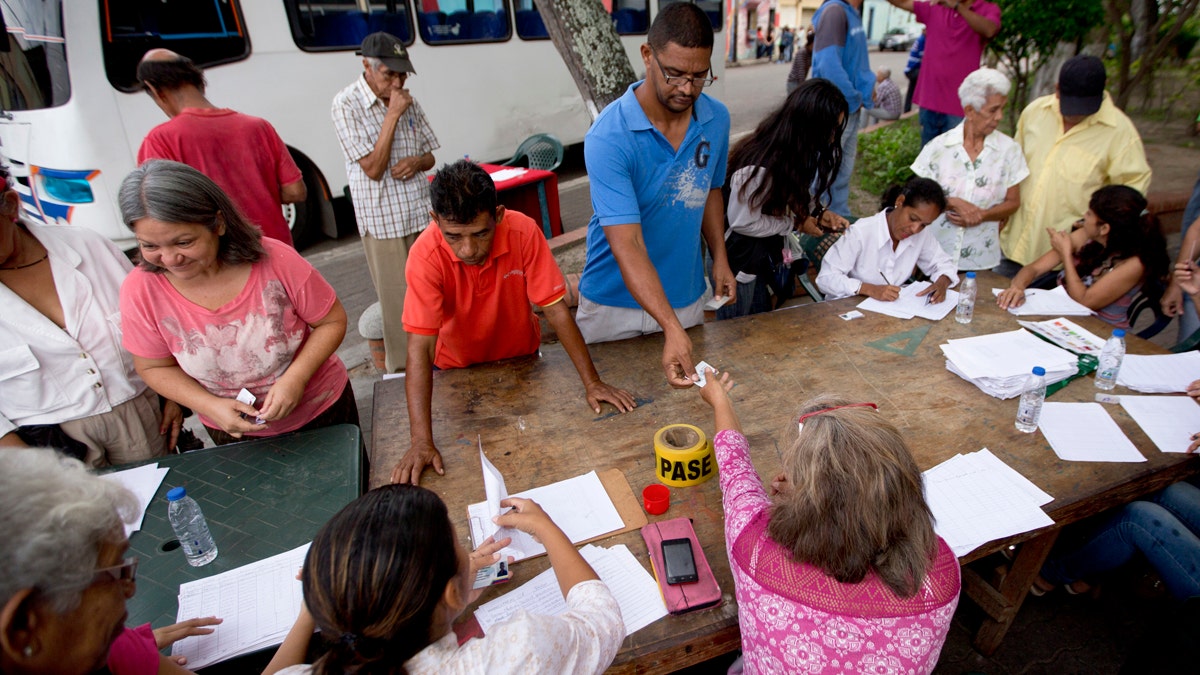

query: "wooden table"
left=122, top=425, right=364, bottom=633
left=370, top=272, right=1198, bottom=669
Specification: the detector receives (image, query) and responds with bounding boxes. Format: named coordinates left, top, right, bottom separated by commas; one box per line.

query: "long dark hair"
left=727, top=78, right=847, bottom=219
left=303, top=485, right=459, bottom=675
left=1077, top=185, right=1168, bottom=297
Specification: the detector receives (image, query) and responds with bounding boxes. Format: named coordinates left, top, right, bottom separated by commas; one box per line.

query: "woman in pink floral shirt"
left=697, top=371, right=960, bottom=674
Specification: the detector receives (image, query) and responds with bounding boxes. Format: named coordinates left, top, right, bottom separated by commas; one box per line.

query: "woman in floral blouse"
left=697, top=370, right=960, bottom=674
left=911, top=67, right=1028, bottom=270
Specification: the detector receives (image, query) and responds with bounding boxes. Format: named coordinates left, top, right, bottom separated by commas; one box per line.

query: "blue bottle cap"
left=1113, top=329, right=1126, bottom=338
left=167, top=486, right=187, bottom=502
left=965, top=271, right=976, bottom=278
left=1032, top=366, right=1046, bottom=376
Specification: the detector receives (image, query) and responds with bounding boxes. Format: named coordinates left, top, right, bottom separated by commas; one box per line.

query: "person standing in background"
left=332, top=32, right=439, bottom=373
left=137, top=50, right=306, bottom=248
left=904, top=32, right=925, bottom=113
left=811, top=0, right=875, bottom=218
left=786, top=26, right=816, bottom=94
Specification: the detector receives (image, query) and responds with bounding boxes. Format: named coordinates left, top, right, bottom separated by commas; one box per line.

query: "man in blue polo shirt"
left=576, top=2, right=735, bottom=389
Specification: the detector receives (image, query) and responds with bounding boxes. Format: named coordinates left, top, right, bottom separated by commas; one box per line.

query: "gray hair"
left=0, top=449, right=139, bottom=614
left=877, top=67, right=892, bottom=79
left=119, top=159, right=264, bottom=273
left=364, top=56, right=383, bottom=70
left=958, top=67, right=1011, bottom=111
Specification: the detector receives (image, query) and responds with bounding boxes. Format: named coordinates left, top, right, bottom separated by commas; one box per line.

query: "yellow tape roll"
left=654, top=424, right=716, bottom=487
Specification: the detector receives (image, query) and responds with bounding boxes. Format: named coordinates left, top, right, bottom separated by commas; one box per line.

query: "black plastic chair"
left=1128, top=283, right=1172, bottom=339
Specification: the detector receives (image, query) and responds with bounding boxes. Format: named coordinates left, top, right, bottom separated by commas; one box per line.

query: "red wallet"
left=641, top=517, right=722, bottom=615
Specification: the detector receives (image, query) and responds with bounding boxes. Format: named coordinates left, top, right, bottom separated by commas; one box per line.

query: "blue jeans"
left=1041, top=482, right=1200, bottom=600
left=918, top=109, right=964, bottom=148
left=829, top=108, right=860, bottom=218
left=1178, top=172, right=1200, bottom=344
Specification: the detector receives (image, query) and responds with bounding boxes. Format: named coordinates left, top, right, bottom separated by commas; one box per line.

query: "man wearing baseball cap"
left=997, top=55, right=1151, bottom=272
left=332, top=32, right=439, bottom=372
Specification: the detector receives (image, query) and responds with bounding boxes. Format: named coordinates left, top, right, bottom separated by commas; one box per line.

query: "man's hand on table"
left=662, top=328, right=698, bottom=389
left=391, top=439, right=445, bottom=485
left=584, top=379, right=637, bottom=414
left=996, top=286, right=1026, bottom=310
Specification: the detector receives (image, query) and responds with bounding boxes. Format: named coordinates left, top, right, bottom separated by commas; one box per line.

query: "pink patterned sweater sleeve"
left=712, top=429, right=771, bottom=552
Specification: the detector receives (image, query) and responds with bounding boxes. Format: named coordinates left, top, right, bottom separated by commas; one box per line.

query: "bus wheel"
left=285, top=152, right=331, bottom=251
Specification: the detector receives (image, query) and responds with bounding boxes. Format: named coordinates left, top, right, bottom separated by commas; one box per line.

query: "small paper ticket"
left=839, top=310, right=865, bottom=321
left=236, top=388, right=265, bottom=425
left=703, top=295, right=732, bottom=311
left=695, top=360, right=715, bottom=387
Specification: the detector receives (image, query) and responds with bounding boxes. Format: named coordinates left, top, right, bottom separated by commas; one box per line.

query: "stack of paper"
left=101, top=463, right=170, bottom=537
left=923, top=448, right=1055, bottom=556
left=992, top=286, right=1093, bottom=316
left=172, top=543, right=310, bottom=669
left=474, top=544, right=668, bottom=636
left=468, top=446, right=624, bottom=562
left=1119, top=396, right=1200, bottom=454
left=1116, top=352, right=1200, bottom=393
left=1038, top=402, right=1145, bottom=462
left=857, top=281, right=960, bottom=320
left=940, top=329, right=1079, bottom=398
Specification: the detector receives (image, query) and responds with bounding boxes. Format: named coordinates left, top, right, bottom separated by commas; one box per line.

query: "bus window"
left=657, top=0, right=722, bottom=31
left=417, top=1, right=511, bottom=44
left=513, top=1, right=547, bottom=40
left=608, top=1, right=648, bottom=36
left=100, top=0, right=250, bottom=92
left=0, top=1, right=69, bottom=110
left=286, top=1, right=415, bottom=50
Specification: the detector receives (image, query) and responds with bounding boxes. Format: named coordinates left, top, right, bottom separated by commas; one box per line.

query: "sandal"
left=1029, top=575, right=1057, bottom=597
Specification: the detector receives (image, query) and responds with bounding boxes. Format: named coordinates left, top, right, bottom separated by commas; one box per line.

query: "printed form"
left=172, top=543, right=310, bottom=669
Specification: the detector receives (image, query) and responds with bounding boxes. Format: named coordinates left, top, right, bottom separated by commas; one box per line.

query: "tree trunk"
left=535, top=0, right=639, bottom=121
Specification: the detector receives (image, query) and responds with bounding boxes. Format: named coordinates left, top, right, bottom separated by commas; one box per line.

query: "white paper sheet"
left=101, top=463, right=169, bottom=537
left=922, top=450, right=1055, bottom=557
left=487, top=167, right=528, bottom=183
left=1117, top=352, right=1200, bottom=393
left=857, top=281, right=960, bottom=320
left=172, top=543, right=310, bottom=669
left=468, top=470, right=624, bottom=562
left=1119, top=396, right=1200, bottom=453
left=473, top=544, right=667, bottom=636
left=993, top=286, right=1094, bottom=316
left=1038, top=402, right=1146, bottom=462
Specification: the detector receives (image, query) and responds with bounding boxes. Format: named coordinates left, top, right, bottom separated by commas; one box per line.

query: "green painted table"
left=122, top=424, right=364, bottom=632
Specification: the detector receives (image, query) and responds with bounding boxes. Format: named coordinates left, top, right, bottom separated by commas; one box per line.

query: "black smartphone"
left=661, top=537, right=698, bottom=585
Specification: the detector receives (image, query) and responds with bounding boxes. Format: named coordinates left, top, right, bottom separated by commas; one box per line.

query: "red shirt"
left=403, top=210, right=566, bottom=370
left=138, top=108, right=303, bottom=246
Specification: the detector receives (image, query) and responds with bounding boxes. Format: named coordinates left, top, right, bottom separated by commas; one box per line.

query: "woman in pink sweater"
left=697, top=371, right=960, bottom=674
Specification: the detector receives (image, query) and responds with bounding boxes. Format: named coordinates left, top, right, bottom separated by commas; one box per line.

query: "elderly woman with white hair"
left=911, top=67, right=1029, bottom=270
left=0, top=448, right=140, bottom=674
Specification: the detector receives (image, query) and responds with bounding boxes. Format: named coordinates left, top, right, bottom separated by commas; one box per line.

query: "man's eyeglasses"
left=652, top=53, right=716, bottom=89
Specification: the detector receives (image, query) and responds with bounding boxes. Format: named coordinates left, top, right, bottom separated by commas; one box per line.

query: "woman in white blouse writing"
left=264, top=484, right=623, bottom=675
left=816, top=177, right=958, bottom=302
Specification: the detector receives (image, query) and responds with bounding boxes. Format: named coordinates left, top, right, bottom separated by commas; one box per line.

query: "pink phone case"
left=641, top=517, right=722, bottom=615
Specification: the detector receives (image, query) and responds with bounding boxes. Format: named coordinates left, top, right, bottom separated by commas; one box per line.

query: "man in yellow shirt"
left=997, top=55, right=1151, bottom=272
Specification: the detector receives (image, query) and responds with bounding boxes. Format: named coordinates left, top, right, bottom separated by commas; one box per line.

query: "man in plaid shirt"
left=332, top=32, right=439, bottom=372
left=862, top=68, right=903, bottom=127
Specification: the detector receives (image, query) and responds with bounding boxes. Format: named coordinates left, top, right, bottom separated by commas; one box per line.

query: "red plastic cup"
left=642, top=484, right=670, bottom=515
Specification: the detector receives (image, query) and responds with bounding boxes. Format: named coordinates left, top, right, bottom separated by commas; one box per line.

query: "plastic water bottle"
left=1015, top=366, right=1047, bottom=433
left=1095, top=329, right=1126, bottom=391
left=955, top=271, right=977, bottom=324
left=167, top=486, right=218, bottom=567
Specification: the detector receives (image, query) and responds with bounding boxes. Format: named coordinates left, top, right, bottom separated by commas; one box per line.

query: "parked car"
left=880, top=25, right=923, bottom=51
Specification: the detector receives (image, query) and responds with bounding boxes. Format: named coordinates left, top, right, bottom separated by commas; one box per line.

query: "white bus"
left=0, top=0, right=724, bottom=249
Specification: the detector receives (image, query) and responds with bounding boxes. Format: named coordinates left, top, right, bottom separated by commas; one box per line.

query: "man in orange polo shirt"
left=392, top=160, right=637, bottom=484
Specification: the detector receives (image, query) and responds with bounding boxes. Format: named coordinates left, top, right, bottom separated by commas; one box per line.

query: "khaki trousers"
left=361, top=231, right=420, bottom=373
left=60, top=388, right=169, bottom=468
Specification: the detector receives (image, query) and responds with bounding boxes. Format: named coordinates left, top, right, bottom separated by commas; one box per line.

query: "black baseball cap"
left=1058, top=55, right=1105, bottom=116
left=357, top=32, right=415, bottom=74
